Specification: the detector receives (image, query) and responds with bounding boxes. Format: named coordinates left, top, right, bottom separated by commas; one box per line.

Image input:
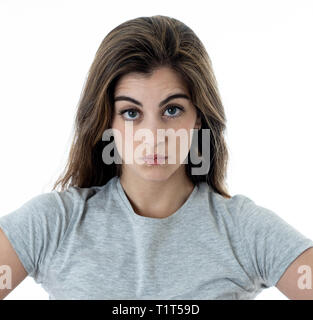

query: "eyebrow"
left=114, top=93, right=190, bottom=108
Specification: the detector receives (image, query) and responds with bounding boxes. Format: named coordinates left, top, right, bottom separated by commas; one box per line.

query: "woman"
left=0, top=15, right=313, bottom=300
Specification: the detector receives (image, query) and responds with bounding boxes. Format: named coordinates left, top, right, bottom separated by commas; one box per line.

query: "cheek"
left=181, top=113, right=197, bottom=129
left=112, top=121, right=138, bottom=160
left=111, top=120, right=125, bottom=156
left=170, top=119, right=196, bottom=160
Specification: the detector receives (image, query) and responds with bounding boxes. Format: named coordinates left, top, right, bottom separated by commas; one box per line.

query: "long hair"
left=52, top=15, right=231, bottom=198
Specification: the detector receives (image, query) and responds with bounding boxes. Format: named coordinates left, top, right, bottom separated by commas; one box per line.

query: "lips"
left=143, top=154, right=167, bottom=160
left=141, top=154, right=168, bottom=164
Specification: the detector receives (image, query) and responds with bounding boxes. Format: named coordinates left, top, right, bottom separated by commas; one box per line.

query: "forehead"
left=114, top=67, right=188, bottom=94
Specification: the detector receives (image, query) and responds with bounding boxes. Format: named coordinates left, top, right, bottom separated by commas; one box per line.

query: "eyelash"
left=118, top=104, right=185, bottom=121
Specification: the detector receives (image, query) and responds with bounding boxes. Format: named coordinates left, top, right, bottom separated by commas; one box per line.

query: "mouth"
left=141, top=154, right=168, bottom=165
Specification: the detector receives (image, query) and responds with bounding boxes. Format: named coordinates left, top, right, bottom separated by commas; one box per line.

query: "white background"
left=0, top=0, right=312, bottom=300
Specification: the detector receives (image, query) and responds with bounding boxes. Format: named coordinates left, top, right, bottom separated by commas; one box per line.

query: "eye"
left=118, top=104, right=185, bottom=121
left=118, top=109, right=140, bottom=120
left=163, top=105, right=184, bottom=118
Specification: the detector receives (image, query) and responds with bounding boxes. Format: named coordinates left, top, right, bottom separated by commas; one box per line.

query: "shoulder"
left=201, top=183, right=250, bottom=218
left=52, top=185, right=104, bottom=209
left=51, top=176, right=117, bottom=212
left=201, top=185, right=273, bottom=231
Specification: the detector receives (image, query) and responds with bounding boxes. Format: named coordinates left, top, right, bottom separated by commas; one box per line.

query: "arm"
left=0, top=227, right=28, bottom=300
left=276, top=246, right=313, bottom=300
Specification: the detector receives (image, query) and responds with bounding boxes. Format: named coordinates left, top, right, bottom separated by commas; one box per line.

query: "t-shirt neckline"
left=114, top=176, right=199, bottom=225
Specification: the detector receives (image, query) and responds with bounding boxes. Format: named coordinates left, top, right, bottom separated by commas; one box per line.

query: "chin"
left=135, top=165, right=175, bottom=182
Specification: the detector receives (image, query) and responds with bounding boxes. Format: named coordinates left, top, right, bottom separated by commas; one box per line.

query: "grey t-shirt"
left=0, top=175, right=312, bottom=300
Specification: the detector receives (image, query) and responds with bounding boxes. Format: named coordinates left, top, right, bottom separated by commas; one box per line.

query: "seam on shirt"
left=235, top=196, right=268, bottom=289
left=35, top=206, right=61, bottom=283
left=39, top=191, right=75, bottom=285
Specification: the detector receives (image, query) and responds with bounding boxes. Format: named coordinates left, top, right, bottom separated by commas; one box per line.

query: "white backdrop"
left=0, top=0, right=312, bottom=300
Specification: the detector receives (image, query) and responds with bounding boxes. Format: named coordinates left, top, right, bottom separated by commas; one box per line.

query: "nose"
left=140, top=118, right=167, bottom=153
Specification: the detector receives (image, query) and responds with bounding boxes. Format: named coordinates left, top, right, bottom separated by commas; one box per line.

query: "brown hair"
left=52, top=15, right=231, bottom=199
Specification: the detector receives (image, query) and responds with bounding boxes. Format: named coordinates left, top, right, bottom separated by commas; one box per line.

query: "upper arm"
left=0, top=190, right=74, bottom=292
left=234, top=195, right=313, bottom=289
left=0, top=227, right=28, bottom=300
left=276, top=246, right=313, bottom=300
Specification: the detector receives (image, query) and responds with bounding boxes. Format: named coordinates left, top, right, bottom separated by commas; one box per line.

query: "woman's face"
left=111, top=66, right=201, bottom=182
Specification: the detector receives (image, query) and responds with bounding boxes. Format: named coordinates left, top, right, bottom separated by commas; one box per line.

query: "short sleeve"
left=235, top=195, right=313, bottom=289
left=0, top=190, right=73, bottom=284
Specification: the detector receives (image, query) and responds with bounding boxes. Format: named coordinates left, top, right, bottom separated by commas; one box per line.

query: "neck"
left=119, top=167, right=195, bottom=219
